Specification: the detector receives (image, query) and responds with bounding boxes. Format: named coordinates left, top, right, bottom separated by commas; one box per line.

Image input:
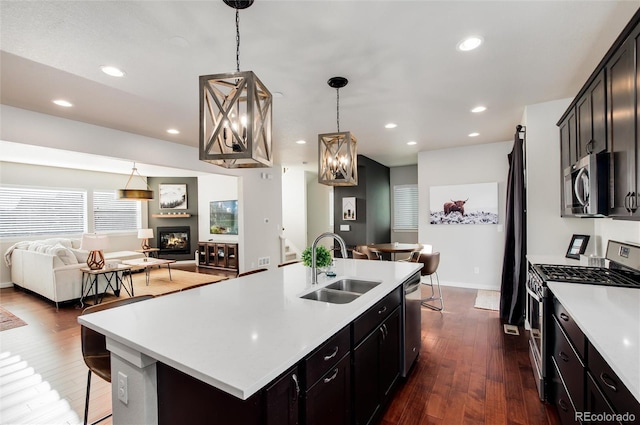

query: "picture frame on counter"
left=565, top=234, right=590, bottom=259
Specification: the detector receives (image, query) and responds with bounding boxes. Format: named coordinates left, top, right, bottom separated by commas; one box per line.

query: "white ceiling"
left=1, top=1, right=638, bottom=172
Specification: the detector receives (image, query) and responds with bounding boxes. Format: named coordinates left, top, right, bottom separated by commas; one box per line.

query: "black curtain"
left=500, top=125, right=527, bottom=325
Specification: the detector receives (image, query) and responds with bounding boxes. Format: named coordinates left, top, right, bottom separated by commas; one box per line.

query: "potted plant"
left=301, top=245, right=332, bottom=269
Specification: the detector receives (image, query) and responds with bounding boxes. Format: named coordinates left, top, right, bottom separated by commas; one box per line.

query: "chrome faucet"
left=311, top=232, right=348, bottom=285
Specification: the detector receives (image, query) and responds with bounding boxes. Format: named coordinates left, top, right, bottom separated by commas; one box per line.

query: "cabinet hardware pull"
left=559, top=312, right=569, bottom=322
left=292, top=373, right=300, bottom=400
left=323, top=346, right=339, bottom=361
left=383, top=324, right=388, bottom=338
left=559, top=351, right=570, bottom=362
left=625, top=194, right=631, bottom=213
left=378, top=306, right=387, bottom=315
left=586, top=140, right=594, bottom=154
left=631, top=192, right=638, bottom=213
left=323, top=368, right=339, bottom=384
left=600, top=373, right=618, bottom=392
left=379, top=327, right=385, bottom=339
left=558, top=399, right=569, bottom=412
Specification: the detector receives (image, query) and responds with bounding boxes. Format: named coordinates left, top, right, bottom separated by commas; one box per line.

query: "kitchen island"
left=78, top=258, right=422, bottom=424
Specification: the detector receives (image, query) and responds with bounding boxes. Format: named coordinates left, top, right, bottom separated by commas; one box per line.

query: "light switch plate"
left=340, top=225, right=350, bottom=231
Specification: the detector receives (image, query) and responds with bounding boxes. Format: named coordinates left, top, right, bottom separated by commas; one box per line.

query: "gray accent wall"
left=334, top=155, right=390, bottom=255
left=148, top=177, right=198, bottom=261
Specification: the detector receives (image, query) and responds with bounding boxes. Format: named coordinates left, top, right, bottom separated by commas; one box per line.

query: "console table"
left=197, top=242, right=239, bottom=272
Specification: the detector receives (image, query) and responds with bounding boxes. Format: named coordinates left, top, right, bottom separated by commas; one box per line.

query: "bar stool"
left=81, top=295, right=154, bottom=425
left=417, top=252, right=443, bottom=311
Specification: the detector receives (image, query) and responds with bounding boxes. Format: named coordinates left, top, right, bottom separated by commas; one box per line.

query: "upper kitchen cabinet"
left=607, top=24, right=640, bottom=217
left=558, top=8, right=640, bottom=219
left=577, top=69, right=607, bottom=158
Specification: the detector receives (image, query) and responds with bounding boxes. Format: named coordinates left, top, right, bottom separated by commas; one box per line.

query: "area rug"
left=0, top=306, right=27, bottom=331
left=98, top=268, right=229, bottom=301
left=474, top=289, right=500, bottom=311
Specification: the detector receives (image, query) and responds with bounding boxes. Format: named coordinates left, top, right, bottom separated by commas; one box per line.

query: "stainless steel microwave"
left=562, top=153, right=609, bottom=217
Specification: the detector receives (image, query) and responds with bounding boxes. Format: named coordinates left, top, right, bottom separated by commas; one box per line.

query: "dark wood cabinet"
left=577, top=69, right=607, bottom=157
left=549, top=296, right=640, bottom=425
left=198, top=242, right=239, bottom=272
left=557, top=10, right=640, bottom=219
left=606, top=26, right=639, bottom=217
left=353, top=306, right=401, bottom=425
left=304, top=354, right=351, bottom=425
left=265, top=366, right=300, bottom=425
left=559, top=109, right=577, bottom=172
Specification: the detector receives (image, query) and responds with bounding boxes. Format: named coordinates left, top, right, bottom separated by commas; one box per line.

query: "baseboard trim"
left=0, top=281, right=14, bottom=289
left=438, top=280, right=500, bottom=292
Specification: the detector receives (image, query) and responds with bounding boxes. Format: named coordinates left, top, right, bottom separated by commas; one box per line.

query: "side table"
left=80, top=265, right=134, bottom=307
left=136, top=248, right=160, bottom=258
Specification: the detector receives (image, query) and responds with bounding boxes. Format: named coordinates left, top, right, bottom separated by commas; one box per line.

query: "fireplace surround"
left=157, top=226, right=191, bottom=255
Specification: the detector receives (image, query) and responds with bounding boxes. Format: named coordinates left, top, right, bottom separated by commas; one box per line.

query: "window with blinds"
left=0, top=187, right=86, bottom=237
left=93, top=191, right=140, bottom=232
left=393, top=184, right=418, bottom=231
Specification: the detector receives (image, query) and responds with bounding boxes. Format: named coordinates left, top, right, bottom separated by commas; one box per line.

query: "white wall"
left=418, top=141, right=511, bottom=290
left=594, top=219, right=640, bottom=255
left=197, top=174, right=239, bottom=243
left=523, top=99, right=596, bottom=256
left=1, top=105, right=284, bottom=275
left=281, top=167, right=307, bottom=257
left=306, top=171, right=333, bottom=252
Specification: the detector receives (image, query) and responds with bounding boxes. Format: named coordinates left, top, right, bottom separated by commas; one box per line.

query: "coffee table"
left=122, top=258, right=176, bottom=286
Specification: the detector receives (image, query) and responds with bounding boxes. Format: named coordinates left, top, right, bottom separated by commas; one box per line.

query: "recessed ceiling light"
left=53, top=99, right=73, bottom=107
left=167, top=129, right=180, bottom=135
left=296, top=140, right=306, bottom=144
left=471, top=106, right=487, bottom=113
left=385, top=123, right=397, bottom=129
left=100, top=66, right=125, bottom=77
left=272, top=92, right=284, bottom=98
left=457, top=36, right=483, bottom=52
left=407, top=141, right=417, bottom=146
left=468, top=132, right=480, bottom=137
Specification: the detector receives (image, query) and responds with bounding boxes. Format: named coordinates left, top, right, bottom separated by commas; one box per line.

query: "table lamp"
left=81, top=233, right=109, bottom=270
left=138, top=228, right=154, bottom=250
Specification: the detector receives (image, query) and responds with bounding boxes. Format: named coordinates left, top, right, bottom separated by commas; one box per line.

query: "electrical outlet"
left=118, top=371, right=128, bottom=404
left=473, top=267, right=480, bottom=274
left=258, top=257, right=270, bottom=266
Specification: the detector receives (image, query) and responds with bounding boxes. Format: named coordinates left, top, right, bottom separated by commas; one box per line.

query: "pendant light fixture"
left=199, top=0, right=273, bottom=169
left=117, top=163, right=153, bottom=200
left=318, top=77, right=358, bottom=186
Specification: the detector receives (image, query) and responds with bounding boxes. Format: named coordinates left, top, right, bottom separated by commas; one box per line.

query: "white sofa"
left=5, top=238, right=144, bottom=307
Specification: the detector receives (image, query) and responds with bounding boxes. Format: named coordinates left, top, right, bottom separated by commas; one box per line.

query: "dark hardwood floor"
left=0, top=268, right=559, bottom=425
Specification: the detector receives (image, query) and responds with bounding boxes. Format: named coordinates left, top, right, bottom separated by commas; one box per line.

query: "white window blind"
left=0, top=187, right=86, bottom=237
left=393, top=184, right=418, bottom=231
left=93, top=191, right=140, bottom=232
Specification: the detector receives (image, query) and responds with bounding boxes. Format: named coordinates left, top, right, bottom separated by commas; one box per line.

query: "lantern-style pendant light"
left=199, top=0, right=273, bottom=168
left=318, top=77, right=358, bottom=186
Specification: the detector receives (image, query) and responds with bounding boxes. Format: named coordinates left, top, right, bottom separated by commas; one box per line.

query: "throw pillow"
left=47, top=244, right=78, bottom=266
left=42, top=238, right=73, bottom=249
left=70, top=248, right=89, bottom=264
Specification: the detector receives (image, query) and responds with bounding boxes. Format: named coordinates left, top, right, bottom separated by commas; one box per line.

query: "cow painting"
left=443, top=198, right=468, bottom=216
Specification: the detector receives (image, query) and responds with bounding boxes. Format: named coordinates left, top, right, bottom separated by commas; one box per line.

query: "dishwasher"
left=402, top=271, right=422, bottom=377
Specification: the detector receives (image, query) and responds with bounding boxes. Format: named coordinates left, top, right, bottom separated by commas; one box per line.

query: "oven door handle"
left=526, top=285, right=541, bottom=302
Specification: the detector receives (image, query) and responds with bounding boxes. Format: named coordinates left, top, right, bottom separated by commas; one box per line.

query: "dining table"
left=367, top=243, right=423, bottom=261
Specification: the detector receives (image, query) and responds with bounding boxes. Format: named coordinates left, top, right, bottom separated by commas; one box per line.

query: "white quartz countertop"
left=78, top=259, right=421, bottom=400
left=547, top=281, right=640, bottom=403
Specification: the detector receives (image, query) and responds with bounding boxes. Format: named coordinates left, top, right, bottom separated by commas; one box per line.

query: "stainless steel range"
left=526, top=240, right=640, bottom=401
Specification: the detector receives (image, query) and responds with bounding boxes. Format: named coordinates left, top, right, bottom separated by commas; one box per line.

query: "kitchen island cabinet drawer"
left=587, top=342, right=640, bottom=420
left=353, top=286, right=401, bottom=344
left=550, top=357, right=579, bottom=425
left=304, top=353, right=351, bottom=425
left=552, top=315, right=585, bottom=413
left=553, top=297, right=586, bottom=360
left=304, top=325, right=350, bottom=386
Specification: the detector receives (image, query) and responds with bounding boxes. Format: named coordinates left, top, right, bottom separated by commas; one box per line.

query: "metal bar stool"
left=80, top=295, right=154, bottom=425
left=417, top=252, right=444, bottom=311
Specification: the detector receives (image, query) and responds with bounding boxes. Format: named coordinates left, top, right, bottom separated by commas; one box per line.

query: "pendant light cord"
left=236, top=9, right=241, bottom=72
left=336, top=88, right=340, bottom=132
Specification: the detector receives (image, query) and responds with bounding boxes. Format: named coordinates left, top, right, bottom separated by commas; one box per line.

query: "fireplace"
left=158, top=226, right=191, bottom=255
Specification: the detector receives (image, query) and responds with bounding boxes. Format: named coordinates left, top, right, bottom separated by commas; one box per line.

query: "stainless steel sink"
left=325, top=279, right=381, bottom=294
left=301, top=289, right=360, bottom=304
